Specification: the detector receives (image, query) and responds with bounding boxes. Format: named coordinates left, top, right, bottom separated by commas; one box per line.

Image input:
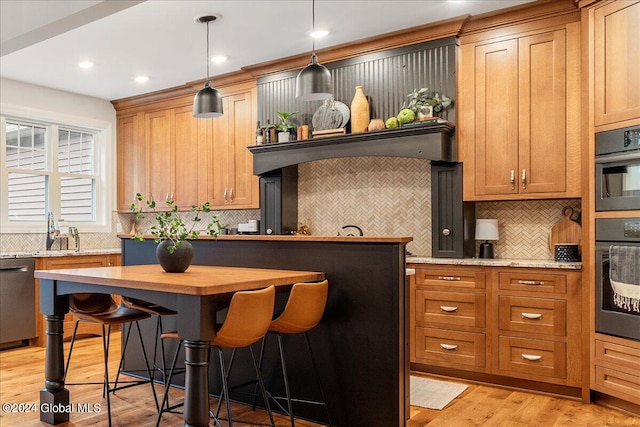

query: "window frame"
left=0, top=105, right=113, bottom=234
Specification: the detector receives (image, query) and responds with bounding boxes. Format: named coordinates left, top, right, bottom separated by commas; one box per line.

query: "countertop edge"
left=117, top=234, right=414, bottom=244
left=407, top=256, right=582, bottom=270
left=1, top=249, right=121, bottom=259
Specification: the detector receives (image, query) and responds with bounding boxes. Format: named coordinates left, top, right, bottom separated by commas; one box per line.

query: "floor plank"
left=1, top=333, right=638, bottom=426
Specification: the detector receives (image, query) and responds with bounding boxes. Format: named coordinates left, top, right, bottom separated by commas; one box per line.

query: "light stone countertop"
left=1, top=249, right=121, bottom=259
left=406, top=256, right=582, bottom=270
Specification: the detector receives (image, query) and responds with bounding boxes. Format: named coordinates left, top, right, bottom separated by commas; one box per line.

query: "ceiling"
left=0, top=0, right=535, bottom=102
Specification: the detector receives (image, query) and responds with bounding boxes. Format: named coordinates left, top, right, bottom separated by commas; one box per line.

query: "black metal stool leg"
left=303, top=331, right=333, bottom=427
left=276, top=333, right=295, bottom=426
left=249, top=345, right=276, bottom=427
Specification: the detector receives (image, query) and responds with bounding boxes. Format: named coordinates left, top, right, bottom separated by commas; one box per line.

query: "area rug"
left=410, top=376, right=468, bottom=410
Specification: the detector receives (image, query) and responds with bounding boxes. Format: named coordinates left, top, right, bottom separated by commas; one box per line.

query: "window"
left=1, top=116, right=109, bottom=233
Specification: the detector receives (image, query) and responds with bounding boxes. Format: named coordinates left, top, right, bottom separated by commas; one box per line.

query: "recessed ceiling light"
left=134, top=75, right=149, bottom=83
left=211, top=55, right=228, bottom=64
left=309, top=29, right=329, bottom=39
left=78, top=61, right=94, bottom=69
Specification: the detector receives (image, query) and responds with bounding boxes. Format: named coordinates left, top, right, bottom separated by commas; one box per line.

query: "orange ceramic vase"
left=350, top=86, right=370, bottom=133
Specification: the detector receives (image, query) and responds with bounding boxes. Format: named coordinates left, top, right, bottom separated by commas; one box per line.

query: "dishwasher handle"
left=0, top=266, right=29, bottom=272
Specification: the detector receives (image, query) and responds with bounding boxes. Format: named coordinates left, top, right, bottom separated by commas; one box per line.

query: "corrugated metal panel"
left=258, top=38, right=456, bottom=133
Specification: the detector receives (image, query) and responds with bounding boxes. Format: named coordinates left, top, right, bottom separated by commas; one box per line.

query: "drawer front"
left=498, top=336, right=566, bottom=379
left=498, top=271, right=567, bottom=294
left=415, top=267, right=485, bottom=290
left=499, top=296, right=566, bottom=336
left=594, top=366, right=640, bottom=402
left=416, top=290, right=486, bottom=328
left=595, top=340, right=640, bottom=372
left=415, top=327, right=486, bottom=368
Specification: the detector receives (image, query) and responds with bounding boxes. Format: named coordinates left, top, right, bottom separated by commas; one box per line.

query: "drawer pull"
left=438, top=276, right=461, bottom=281
left=521, top=354, right=542, bottom=361
left=521, top=312, right=543, bottom=320
left=440, top=305, right=458, bottom=313
left=440, top=344, right=458, bottom=351
left=517, top=280, right=545, bottom=286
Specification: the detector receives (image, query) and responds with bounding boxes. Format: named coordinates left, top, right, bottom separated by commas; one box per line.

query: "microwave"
left=595, top=126, right=640, bottom=211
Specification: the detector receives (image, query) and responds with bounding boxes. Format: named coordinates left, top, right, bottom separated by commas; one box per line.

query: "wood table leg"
left=183, top=340, right=210, bottom=427
left=40, top=314, right=69, bottom=425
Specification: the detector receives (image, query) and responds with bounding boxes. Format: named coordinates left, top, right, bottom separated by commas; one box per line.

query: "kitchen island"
left=119, top=235, right=411, bottom=426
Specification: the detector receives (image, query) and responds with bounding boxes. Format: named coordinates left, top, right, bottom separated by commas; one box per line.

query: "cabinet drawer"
left=415, top=327, right=485, bottom=368
left=498, top=296, right=566, bottom=336
left=416, top=290, right=485, bottom=328
left=594, top=340, right=640, bottom=373
left=594, top=366, right=640, bottom=402
left=498, top=336, right=566, bottom=379
left=498, top=271, right=567, bottom=294
left=415, top=268, right=485, bottom=290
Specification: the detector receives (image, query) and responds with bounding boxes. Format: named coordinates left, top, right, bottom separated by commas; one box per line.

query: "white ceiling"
left=0, top=0, right=535, bottom=101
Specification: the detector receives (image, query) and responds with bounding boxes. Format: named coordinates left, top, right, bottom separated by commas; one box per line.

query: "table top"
left=34, top=264, right=325, bottom=296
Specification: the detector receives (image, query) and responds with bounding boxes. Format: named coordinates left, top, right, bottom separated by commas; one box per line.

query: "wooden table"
left=35, top=264, right=325, bottom=427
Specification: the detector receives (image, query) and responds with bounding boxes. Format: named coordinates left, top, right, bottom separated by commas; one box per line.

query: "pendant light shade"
left=295, top=0, right=332, bottom=101
left=194, top=15, right=223, bottom=118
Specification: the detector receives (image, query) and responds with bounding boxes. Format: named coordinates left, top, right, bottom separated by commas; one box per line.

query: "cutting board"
left=548, top=208, right=582, bottom=253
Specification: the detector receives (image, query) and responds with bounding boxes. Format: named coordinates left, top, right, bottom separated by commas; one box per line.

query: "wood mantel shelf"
left=248, top=122, right=455, bottom=175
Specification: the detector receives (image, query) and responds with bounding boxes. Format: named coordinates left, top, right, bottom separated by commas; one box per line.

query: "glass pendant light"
left=193, top=15, right=223, bottom=118
left=295, top=0, right=333, bottom=101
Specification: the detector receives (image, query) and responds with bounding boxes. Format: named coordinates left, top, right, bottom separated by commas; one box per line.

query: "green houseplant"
left=276, top=111, right=297, bottom=142
left=404, top=88, right=452, bottom=119
left=130, top=193, right=221, bottom=272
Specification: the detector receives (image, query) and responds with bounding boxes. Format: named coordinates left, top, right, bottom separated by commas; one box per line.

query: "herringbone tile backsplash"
left=299, top=157, right=581, bottom=260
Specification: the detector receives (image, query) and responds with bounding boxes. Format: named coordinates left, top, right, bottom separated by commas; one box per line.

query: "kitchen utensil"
left=548, top=207, right=582, bottom=254
left=554, top=244, right=580, bottom=262
left=312, top=98, right=350, bottom=130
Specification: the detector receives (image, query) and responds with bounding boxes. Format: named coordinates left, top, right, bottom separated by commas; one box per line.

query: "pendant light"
left=295, top=0, right=333, bottom=101
left=193, top=15, right=223, bottom=118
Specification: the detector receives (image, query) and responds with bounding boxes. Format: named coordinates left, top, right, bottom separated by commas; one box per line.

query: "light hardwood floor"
left=0, top=333, right=638, bottom=426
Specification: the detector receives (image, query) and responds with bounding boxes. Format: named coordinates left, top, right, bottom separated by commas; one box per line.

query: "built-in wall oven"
left=595, top=218, right=640, bottom=342
left=595, top=126, right=640, bottom=211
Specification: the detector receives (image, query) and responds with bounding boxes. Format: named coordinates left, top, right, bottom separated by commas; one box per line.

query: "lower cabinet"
left=409, top=264, right=582, bottom=391
left=33, top=254, right=121, bottom=347
left=593, top=336, right=640, bottom=404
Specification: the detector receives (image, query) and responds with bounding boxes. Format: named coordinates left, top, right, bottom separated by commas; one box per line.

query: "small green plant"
left=276, top=111, right=297, bottom=132
left=130, top=193, right=221, bottom=253
left=404, top=88, right=452, bottom=114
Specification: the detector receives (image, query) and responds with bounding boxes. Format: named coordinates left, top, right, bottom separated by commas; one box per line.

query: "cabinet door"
left=172, top=105, right=200, bottom=208
left=145, top=110, right=173, bottom=203
left=594, top=0, right=640, bottom=126
left=227, top=91, right=258, bottom=208
left=209, top=97, right=231, bottom=208
left=117, top=113, right=145, bottom=211
left=473, top=39, right=519, bottom=196
left=518, top=30, right=567, bottom=194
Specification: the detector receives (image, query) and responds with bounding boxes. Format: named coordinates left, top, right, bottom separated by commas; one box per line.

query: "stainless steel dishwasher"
left=0, top=257, right=36, bottom=349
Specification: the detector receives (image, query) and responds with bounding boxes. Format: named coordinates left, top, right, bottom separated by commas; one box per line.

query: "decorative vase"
left=156, top=240, right=194, bottom=273
left=277, top=131, right=290, bottom=143
left=350, top=86, right=370, bottom=134
left=367, top=118, right=385, bottom=131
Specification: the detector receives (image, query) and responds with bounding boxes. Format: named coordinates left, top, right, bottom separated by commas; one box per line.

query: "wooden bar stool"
left=64, top=293, right=160, bottom=427
left=255, top=280, right=332, bottom=426
left=156, top=285, right=276, bottom=427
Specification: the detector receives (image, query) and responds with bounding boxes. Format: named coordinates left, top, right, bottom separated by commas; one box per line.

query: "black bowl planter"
left=156, top=240, right=194, bottom=273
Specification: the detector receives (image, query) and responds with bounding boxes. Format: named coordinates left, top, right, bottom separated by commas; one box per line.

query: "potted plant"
left=130, top=193, right=221, bottom=272
left=276, top=111, right=297, bottom=142
left=404, top=88, right=452, bottom=120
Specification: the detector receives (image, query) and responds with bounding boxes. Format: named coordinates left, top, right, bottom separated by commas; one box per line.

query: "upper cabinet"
left=114, top=81, right=259, bottom=212
left=593, top=0, right=640, bottom=128
left=459, top=20, right=581, bottom=201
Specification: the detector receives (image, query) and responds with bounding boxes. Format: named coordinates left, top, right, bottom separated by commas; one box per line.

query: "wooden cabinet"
left=115, top=81, right=259, bottom=212
left=410, top=266, right=488, bottom=372
left=593, top=0, right=640, bottom=127
left=207, top=87, right=259, bottom=209
left=409, top=264, right=582, bottom=391
left=593, top=335, right=640, bottom=404
left=33, top=254, right=121, bottom=347
left=459, top=22, right=581, bottom=200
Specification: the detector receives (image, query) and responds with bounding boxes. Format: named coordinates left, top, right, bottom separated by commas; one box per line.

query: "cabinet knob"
left=521, top=312, right=543, bottom=320
left=510, top=170, right=515, bottom=190
left=438, top=276, right=461, bottom=281
left=229, top=187, right=234, bottom=202
left=521, top=169, right=527, bottom=190
left=440, top=305, right=458, bottom=313
left=521, top=354, right=542, bottom=361
left=442, top=228, right=451, bottom=236
left=266, top=228, right=273, bottom=235
left=517, top=280, right=545, bottom=286
left=223, top=188, right=228, bottom=202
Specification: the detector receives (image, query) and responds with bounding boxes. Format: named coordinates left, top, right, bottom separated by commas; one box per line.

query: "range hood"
left=248, top=122, right=455, bottom=175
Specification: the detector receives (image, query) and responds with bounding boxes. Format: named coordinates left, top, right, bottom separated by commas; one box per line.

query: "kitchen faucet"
left=339, top=225, right=364, bottom=236
left=46, top=212, right=56, bottom=250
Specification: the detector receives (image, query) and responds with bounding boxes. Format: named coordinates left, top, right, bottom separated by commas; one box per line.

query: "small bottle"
left=264, top=120, right=272, bottom=144
left=255, top=121, right=263, bottom=145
